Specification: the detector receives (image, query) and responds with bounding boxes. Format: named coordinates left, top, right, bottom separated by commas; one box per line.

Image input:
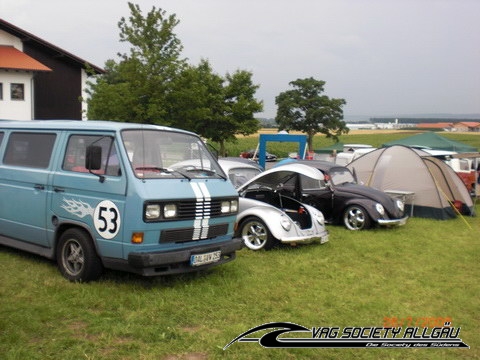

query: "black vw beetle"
left=271, top=160, right=408, bottom=230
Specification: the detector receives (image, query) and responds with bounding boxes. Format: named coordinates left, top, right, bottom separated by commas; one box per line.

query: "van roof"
left=0, top=120, right=195, bottom=135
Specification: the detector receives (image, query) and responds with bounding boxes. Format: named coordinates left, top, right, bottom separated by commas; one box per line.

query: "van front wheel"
left=57, top=228, right=103, bottom=282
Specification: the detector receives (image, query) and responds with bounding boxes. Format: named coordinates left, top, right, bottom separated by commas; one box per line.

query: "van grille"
left=160, top=224, right=229, bottom=243
left=176, top=199, right=223, bottom=219
left=144, top=197, right=237, bottom=223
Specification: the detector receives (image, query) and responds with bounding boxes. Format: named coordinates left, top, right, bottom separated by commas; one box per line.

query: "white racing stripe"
left=190, top=182, right=211, bottom=240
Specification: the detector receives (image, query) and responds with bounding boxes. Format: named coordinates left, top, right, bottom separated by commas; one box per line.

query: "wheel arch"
left=236, top=207, right=288, bottom=240
left=339, top=199, right=380, bottom=224
left=53, top=220, right=100, bottom=260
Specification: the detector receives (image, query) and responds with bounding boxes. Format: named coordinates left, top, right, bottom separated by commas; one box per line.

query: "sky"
left=1, top=0, right=479, bottom=120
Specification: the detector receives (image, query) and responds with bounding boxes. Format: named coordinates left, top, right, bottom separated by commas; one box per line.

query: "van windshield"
left=122, top=129, right=225, bottom=180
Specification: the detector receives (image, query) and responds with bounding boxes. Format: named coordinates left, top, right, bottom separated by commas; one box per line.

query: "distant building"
left=345, top=122, right=377, bottom=130
left=451, top=122, right=480, bottom=132
left=0, top=18, right=104, bottom=121
left=416, top=122, right=453, bottom=131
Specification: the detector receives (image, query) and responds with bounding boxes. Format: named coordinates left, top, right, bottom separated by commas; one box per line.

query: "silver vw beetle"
left=220, top=160, right=329, bottom=250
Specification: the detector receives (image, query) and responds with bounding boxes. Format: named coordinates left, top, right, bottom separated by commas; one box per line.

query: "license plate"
left=190, top=250, right=221, bottom=266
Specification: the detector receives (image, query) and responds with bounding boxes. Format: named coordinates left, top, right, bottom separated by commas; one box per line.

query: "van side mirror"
left=86, top=145, right=102, bottom=170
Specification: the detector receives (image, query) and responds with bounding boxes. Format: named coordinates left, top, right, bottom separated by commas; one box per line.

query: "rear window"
left=3, top=132, right=56, bottom=168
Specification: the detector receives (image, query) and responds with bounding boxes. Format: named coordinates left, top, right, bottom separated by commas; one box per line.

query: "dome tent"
left=347, top=145, right=474, bottom=219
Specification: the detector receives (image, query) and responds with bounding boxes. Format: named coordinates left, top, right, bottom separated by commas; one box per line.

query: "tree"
left=86, top=3, right=263, bottom=154
left=86, top=2, right=186, bottom=124
left=275, top=77, right=348, bottom=151
left=169, top=60, right=263, bottom=156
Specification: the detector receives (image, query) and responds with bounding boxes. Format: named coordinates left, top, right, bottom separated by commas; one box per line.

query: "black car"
left=269, top=161, right=408, bottom=230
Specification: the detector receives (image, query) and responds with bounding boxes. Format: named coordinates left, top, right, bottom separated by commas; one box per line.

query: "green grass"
left=1, top=208, right=479, bottom=359
left=1, top=131, right=479, bottom=359
left=217, top=130, right=480, bottom=158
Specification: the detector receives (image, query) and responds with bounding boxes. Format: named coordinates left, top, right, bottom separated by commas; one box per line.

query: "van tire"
left=57, top=228, right=103, bottom=282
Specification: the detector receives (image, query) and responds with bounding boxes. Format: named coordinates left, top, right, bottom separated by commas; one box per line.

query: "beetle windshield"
left=121, top=129, right=225, bottom=179
left=329, top=167, right=356, bottom=185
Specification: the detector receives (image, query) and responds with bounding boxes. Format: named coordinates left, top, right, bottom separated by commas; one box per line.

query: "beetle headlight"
left=145, top=204, right=161, bottom=220
left=280, top=216, right=292, bottom=231
left=314, top=211, right=325, bottom=225
left=396, top=199, right=405, bottom=212
left=375, top=203, right=385, bottom=215
left=163, top=204, right=177, bottom=218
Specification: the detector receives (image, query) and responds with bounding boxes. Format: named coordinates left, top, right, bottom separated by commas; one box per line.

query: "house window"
left=0, top=83, right=3, bottom=100
left=11, top=83, right=25, bottom=100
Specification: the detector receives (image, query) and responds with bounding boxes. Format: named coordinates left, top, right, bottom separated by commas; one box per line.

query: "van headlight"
left=375, top=203, right=385, bottom=216
left=145, top=203, right=177, bottom=220
left=145, top=204, right=161, bottom=220
left=221, top=199, right=238, bottom=214
left=163, top=204, right=177, bottom=218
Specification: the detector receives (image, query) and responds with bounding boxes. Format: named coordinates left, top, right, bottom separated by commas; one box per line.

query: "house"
left=452, top=122, right=480, bottom=132
left=416, top=122, right=453, bottom=131
left=0, top=18, right=104, bottom=121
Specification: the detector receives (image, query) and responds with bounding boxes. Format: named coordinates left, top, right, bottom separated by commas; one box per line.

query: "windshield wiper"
left=181, top=167, right=227, bottom=180
left=134, top=166, right=192, bottom=180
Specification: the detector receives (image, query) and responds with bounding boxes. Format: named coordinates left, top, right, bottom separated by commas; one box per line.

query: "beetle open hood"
left=237, top=163, right=325, bottom=192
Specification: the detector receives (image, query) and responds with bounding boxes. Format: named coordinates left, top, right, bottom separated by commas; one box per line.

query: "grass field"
left=218, top=129, right=480, bottom=159
left=1, top=131, right=479, bottom=360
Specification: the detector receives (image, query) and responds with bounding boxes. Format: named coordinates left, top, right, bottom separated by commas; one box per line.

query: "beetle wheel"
left=343, top=205, right=371, bottom=230
left=239, top=217, right=276, bottom=250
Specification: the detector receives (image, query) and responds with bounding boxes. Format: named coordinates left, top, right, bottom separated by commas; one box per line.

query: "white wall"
left=0, top=70, right=34, bottom=120
left=0, top=30, right=33, bottom=120
left=0, top=29, right=23, bottom=50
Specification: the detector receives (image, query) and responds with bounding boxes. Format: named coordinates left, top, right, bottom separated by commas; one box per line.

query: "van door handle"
left=54, top=187, right=65, bottom=193
left=34, top=184, right=45, bottom=190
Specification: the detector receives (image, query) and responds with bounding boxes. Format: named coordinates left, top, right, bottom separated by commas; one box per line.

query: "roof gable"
left=0, top=18, right=104, bottom=74
left=0, top=45, right=51, bottom=71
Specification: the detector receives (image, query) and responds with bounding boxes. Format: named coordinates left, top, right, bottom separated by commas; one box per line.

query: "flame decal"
left=61, top=198, right=94, bottom=219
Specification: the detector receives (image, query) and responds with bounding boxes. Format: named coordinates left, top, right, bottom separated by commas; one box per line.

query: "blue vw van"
left=0, top=120, right=242, bottom=281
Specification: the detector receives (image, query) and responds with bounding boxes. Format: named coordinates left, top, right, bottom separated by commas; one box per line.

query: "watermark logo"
left=224, top=322, right=470, bottom=350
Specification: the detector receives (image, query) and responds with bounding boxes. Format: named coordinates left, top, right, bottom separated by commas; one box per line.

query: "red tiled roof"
left=453, top=122, right=480, bottom=127
left=416, top=123, right=453, bottom=129
left=0, top=45, right=51, bottom=72
left=0, top=18, right=103, bottom=74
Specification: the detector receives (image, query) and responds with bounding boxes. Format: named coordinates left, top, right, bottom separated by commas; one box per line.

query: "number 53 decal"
left=94, top=200, right=121, bottom=239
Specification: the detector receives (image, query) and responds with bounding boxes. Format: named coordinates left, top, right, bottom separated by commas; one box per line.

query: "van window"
left=0, top=132, right=4, bottom=146
left=3, top=132, right=56, bottom=168
left=63, top=135, right=120, bottom=176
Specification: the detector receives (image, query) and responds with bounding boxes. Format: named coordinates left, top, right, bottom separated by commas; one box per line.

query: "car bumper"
left=123, top=238, right=244, bottom=276
left=377, top=216, right=409, bottom=227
